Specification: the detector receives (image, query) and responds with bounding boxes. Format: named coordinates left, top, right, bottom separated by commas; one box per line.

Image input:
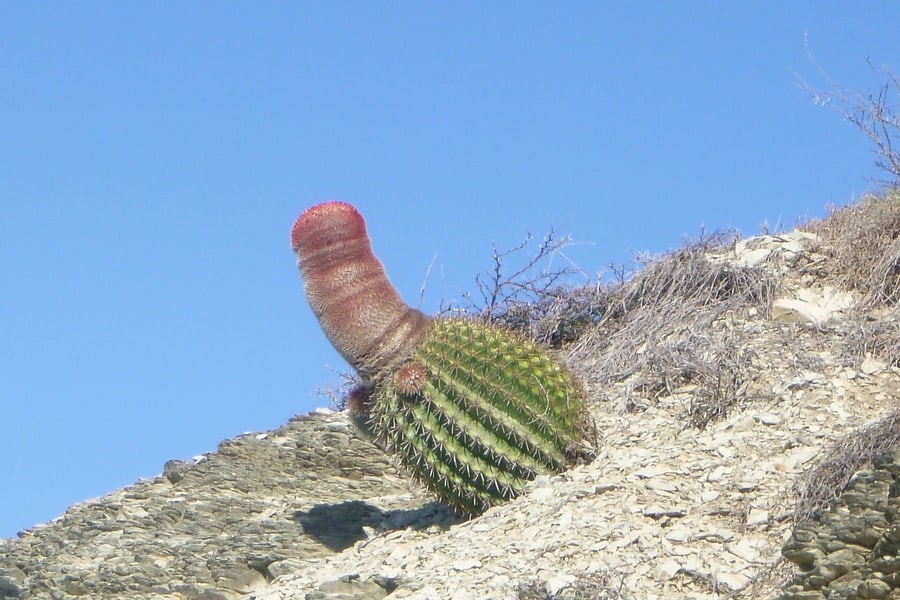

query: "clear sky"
left=2, top=3, right=898, bottom=539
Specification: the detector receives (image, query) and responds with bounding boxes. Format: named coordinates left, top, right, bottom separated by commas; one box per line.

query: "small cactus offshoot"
left=291, top=201, right=593, bottom=516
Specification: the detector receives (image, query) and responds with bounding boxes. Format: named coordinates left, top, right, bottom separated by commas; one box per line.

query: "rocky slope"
left=2, top=196, right=898, bottom=600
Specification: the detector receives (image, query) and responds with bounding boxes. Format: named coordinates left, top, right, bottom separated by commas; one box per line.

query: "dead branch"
left=796, top=45, right=900, bottom=186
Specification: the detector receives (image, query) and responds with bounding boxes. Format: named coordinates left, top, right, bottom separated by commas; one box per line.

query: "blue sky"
left=2, top=3, right=898, bottom=538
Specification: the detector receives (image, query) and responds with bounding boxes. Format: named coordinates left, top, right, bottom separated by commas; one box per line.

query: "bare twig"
left=474, top=230, right=574, bottom=318
left=418, top=253, right=439, bottom=310
left=796, top=41, right=900, bottom=186
left=452, top=229, right=596, bottom=344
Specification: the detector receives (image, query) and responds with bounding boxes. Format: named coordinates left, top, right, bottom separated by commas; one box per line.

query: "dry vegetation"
left=801, top=191, right=900, bottom=369
left=798, top=57, right=900, bottom=186
left=564, top=232, right=777, bottom=428
left=792, top=406, right=900, bottom=523
left=782, top=193, right=899, bottom=521
left=516, top=570, right=627, bottom=600
left=800, top=191, right=900, bottom=308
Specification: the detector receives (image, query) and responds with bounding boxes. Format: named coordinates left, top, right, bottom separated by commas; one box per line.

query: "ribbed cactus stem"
left=371, top=319, right=591, bottom=515
left=291, top=202, right=432, bottom=379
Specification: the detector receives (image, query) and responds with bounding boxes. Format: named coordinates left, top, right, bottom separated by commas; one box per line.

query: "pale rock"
left=736, top=247, right=772, bottom=267
left=745, top=508, right=769, bottom=526
left=387, top=545, right=410, bottom=563
left=396, top=587, right=441, bottom=600
left=772, top=298, right=831, bottom=325
left=801, top=285, right=855, bottom=312
left=716, top=570, right=750, bottom=591
left=452, top=559, right=482, bottom=571
left=553, top=511, right=573, bottom=529
left=727, top=230, right=818, bottom=269
left=861, top=355, right=886, bottom=375
left=528, top=486, right=555, bottom=503
left=705, top=465, right=729, bottom=482
left=643, top=505, right=687, bottom=519
left=593, top=482, right=619, bottom=494
left=380, top=565, right=403, bottom=580
left=730, top=415, right=757, bottom=432
left=664, top=527, right=692, bottom=543
left=611, top=533, right=642, bottom=550
left=782, top=446, right=821, bottom=471
left=725, top=537, right=765, bottom=563
left=647, top=478, right=678, bottom=493
left=634, top=464, right=673, bottom=478
left=737, top=480, right=758, bottom=492
left=783, top=229, right=819, bottom=243
left=696, top=527, right=736, bottom=542
left=756, top=413, right=781, bottom=426
left=772, top=286, right=856, bottom=326
left=544, top=573, right=576, bottom=595
left=658, top=558, right=682, bottom=580
left=699, top=490, right=720, bottom=503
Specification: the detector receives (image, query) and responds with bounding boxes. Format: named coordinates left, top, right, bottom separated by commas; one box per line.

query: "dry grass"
left=801, top=191, right=900, bottom=307
left=516, top=571, right=628, bottom=600
left=559, top=232, right=777, bottom=427
left=799, top=191, right=900, bottom=367
left=475, top=283, right=611, bottom=348
left=792, top=407, right=900, bottom=523
left=839, top=304, right=900, bottom=368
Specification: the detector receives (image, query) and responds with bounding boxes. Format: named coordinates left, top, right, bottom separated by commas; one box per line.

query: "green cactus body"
left=369, top=318, right=591, bottom=516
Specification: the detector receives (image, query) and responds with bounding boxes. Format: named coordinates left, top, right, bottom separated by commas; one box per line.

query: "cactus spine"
left=292, top=202, right=593, bottom=516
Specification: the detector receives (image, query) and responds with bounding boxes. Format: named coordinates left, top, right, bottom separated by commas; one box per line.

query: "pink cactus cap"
left=290, top=200, right=432, bottom=377
left=291, top=201, right=367, bottom=256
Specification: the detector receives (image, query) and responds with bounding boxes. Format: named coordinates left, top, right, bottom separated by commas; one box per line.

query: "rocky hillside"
left=2, top=194, right=898, bottom=600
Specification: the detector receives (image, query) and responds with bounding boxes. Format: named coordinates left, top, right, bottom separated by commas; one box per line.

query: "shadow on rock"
left=293, top=500, right=458, bottom=552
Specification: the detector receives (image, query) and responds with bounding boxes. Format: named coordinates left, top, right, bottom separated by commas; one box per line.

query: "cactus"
left=292, top=201, right=593, bottom=516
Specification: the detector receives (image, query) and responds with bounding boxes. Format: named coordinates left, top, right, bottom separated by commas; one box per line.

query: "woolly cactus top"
left=290, top=201, right=366, bottom=258
left=291, top=201, right=432, bottom=379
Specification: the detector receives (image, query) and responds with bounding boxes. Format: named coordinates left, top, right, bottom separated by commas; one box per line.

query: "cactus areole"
left=292, top=201, right=593, bottom=516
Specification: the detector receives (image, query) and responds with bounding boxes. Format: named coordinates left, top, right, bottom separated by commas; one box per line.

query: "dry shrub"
left=452, top=229, right=591, bottom=339
left=798, top=56, right=900, bottom=186
left=840, top=303, right=900, bottom=367
left=564, top=232, right=777, bottom=426
left=490, top=283, right=613, bottom=347
left=516, top=571, right=627, bottom=600
left=801, top=191, right=900, bottom=367
left=801, top=191, right=900, bottom=307
left=793, top=407, right=900, bottom=523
